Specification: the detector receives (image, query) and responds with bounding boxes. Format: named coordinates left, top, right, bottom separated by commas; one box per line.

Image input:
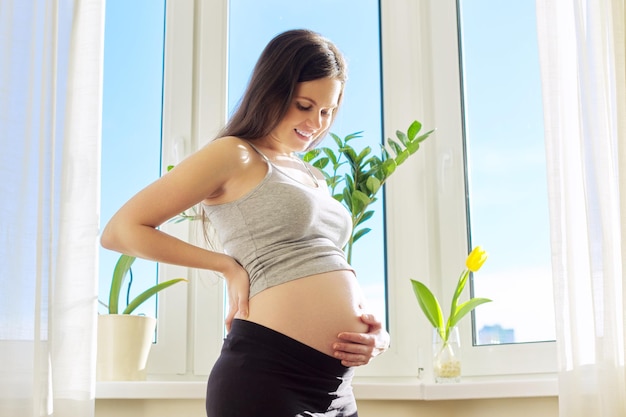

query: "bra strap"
left=246, top=141, right=271, bottom=162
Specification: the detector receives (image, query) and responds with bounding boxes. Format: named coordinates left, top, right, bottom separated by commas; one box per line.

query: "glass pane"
left=458, top=0, right=556, bottom=344
left=99, top=0, right=165, bottom=318
left=228, top=0, right=386, bottom=323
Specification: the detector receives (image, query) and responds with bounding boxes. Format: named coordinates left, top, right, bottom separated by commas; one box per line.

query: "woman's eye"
left=296, top=103, right=312, bottom=111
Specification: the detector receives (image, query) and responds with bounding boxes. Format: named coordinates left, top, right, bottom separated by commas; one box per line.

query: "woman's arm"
left=101, top=136, right=255, bottom=326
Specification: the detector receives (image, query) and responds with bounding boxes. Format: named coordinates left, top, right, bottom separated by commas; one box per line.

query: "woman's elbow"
left=100, top=221, right=122, bottom=251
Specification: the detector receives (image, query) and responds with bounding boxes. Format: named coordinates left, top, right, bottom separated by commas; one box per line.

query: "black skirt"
left=206, top=319, right=358, bottom=417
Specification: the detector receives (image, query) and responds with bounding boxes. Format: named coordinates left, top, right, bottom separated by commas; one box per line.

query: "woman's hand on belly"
left=332, top=313, right=391, bottom=367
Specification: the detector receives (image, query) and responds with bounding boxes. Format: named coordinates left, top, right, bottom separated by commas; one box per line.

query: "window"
left=458, top=0, right=556, bottom=346
left=99, top=0, right=558, bottom=380
left=100, top=0, right=189, bottom=375
left=360, top=0, right=557, bottom=378
left=420, top=0, right=557, bottom=376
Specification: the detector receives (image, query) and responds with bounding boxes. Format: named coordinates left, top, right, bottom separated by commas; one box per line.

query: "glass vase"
left=432, top=326, right=461, bottom=383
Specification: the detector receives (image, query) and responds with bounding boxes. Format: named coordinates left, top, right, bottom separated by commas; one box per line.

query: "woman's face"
left=268, top=77, right=342, bottom=154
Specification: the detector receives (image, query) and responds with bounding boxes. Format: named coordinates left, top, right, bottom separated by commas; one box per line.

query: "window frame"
left=144, top=0, right=201, bottom=376
left=380, top=0, right=556, bottom=377
left=150, top=0, right=557, bottom=379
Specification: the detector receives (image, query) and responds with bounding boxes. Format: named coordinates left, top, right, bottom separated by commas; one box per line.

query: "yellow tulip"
left=411, top=245, right=492, bottom=346
left=465, top=246, right=488, bottom=272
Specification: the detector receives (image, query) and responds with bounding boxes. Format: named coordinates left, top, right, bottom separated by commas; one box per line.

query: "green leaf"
left=351, top=189, right=370, bottom=213
left=322, top=147, right=339, bottom=164
left=342, top=147, right=358, bottom=165
left=366, top=176, right=381, bottom=194
left=109, top=254, right=136, bottom=314
left=387, top=139, right=403, bottom=156
left=312, top=157, right=330, bottom=170
left=352, top=227, right=371, bottom=242
left=108, top=254, right=189, bottom=315
left=368, top=154, right=383, bottom=166
left=344, top=131, right=363, bottom=142
left=407, top=120, right=422, bottom=141
left=396, top=130, right=409, bottom=147
left=357, top=210, right=374, bottom=225
left=447, top=297, right=492, bottom=329
left=356, top=147, right=372, bottom=164
left=122, top=278, right=188, bottom=315
left=342, top=188, right=353, bottom=210
left=344, top=175, right=355, bottom=191
left=415, top=129, right=436, bottom=144
left=380, top=146, right=390, bottom=160
left=302, top=149, right=320, bottom=162
left=410, top=279, right=444, bottom=329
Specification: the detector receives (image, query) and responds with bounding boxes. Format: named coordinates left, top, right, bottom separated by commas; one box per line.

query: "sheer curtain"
left=536, top=0, right=626, bottom=416
left=0, top=1, right=104, bottom=416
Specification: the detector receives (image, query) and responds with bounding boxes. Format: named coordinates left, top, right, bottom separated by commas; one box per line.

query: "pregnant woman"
left=101, top=29, right=390, bottom=417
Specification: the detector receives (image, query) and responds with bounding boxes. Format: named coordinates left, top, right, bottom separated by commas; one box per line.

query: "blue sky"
left=458, top=0, right=554, bottom=342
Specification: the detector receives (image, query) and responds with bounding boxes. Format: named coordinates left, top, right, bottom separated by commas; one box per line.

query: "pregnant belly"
left=245, top=270, right=370, bottom=357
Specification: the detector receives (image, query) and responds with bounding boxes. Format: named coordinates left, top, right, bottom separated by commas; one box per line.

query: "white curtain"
left=0, top=0, right=104, bottom=416
left=536, top=0, right=626, bottom=416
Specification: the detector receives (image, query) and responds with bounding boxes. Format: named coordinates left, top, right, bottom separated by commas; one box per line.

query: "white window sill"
left=96, top=374, right=557, bottom=400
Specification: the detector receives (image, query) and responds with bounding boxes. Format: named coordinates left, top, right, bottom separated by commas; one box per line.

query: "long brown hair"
left=219, top=29, right=347, bottom=146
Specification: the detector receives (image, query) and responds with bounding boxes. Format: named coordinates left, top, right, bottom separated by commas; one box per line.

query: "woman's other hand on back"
left=222, top=256, right=250, bottom=332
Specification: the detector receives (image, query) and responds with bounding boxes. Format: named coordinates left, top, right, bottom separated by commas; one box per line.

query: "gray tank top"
left=201, top=143, right=354, bottom=298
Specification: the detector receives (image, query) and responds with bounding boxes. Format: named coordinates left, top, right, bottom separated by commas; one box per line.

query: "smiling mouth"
left=295, top=129, right=314, bottom=138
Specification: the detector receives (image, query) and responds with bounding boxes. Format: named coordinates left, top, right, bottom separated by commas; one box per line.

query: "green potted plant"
left=97, top=253, right=187, bottom=381
left=410, top=246, right=492, bottom=382
left=303, top=120, right=435, bottom=263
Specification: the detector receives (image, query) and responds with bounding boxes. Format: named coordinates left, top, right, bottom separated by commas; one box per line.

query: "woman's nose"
left=308, top=112, right=322, bottom=129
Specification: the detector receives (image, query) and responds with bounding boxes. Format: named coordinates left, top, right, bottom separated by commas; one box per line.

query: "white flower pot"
left=96, top=314, right=157, bottom=381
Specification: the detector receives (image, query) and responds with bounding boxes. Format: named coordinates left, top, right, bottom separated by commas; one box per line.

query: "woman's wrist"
left=214, top=252, right=240, bottom=277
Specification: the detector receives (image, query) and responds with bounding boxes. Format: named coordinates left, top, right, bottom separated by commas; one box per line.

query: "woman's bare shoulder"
left=203, top=136, right=253, bottom=157
left=195, top=136, right=267, bottom=203
left=191, top=136, right=258, bottom=170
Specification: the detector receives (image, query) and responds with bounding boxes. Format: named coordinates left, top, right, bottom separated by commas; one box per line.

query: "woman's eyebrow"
left=296, top=96, right=337, bottom=108
left=296, top=96, right=316, bottom=105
